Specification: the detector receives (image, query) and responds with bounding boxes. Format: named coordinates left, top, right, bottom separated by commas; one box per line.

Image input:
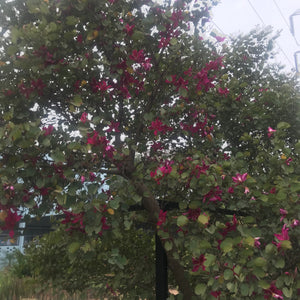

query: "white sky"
left=211, top=0, right=300, bottom=73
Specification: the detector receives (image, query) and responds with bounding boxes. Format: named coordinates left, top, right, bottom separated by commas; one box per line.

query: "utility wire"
left=211, top=20, right=226, bottom=36
left=271, top=0, right=299, bottom=46
left=246, top=0, right=294, bottom=69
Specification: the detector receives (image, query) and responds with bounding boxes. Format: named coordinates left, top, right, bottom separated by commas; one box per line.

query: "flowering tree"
left=0, top=0, right=300, bottom=298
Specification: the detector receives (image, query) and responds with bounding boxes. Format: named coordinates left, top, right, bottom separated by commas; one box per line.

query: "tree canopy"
left=0, top=0, right=300, bottom=299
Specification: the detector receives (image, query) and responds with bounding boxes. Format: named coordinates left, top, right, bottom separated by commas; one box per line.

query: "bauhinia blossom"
left=267, top=126, right=276, bottom=137
left=192, top=254, right=206, bottom=272
left=232, top=173, right=248, bottom=184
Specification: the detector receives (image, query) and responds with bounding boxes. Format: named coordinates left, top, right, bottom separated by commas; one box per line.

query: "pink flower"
left=210, top=290, right=221, bottom=299
left=232, top=173, right=248, bottom=184
left=148, top=118, right=173, bottom=135
left=0, top=206, right=22, bottom=238
left=124, top=24, right=135, bottom=36
left=274, top=224, right=289, bottom=242
left=227, top=187, right=234, bottom=194
left=106, top=121, right=120, bottom=133
left=80, top=176, right=85, bottom=183
left=279, top=209, right=287, bottom=222
left=151, top=142, right=163, bottom=152
left=192, top=254, right=206, bottom=272
left=263, top=282, right=283, bottom=299
left=244, top=186, right=250, bottom=194
left=267, top=127, right=276, bottom=137
left=76, top=34, right=83, bottom=44
left=203, top=186, right=222, bottom=203
left=215, top=35, right=225, bottom=42
left=80, top=112, right=88, bottom=123
left=129, top=49, right=145, bottom=63
left=157, top=210, right=167, bottom=227
left=286, top=157, right=293, bottom=166
left=186, top=208, right=201, bottom=221
left=89, top=172, right=96, bottom=182
left=254, top=237, right=261, bottom=248
left=43, top=125, right=54, bottom=136
left=218, top=87, right=229, bottom=96
left=291, top=219, right=300, bottom=228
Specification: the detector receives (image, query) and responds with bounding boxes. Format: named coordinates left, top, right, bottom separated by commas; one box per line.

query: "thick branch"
left=133, top=181, right=195, bottom=299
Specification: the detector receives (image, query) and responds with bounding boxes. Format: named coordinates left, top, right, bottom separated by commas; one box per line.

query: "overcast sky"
left=211, top=0, right=300, bottom=73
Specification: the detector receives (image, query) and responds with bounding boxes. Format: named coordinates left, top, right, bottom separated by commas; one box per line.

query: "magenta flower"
left=80, top=112, right=88, bottom=123
left=148, top=118, right=173, bottom=135
left=129, top=49, right=145, bottom=63
left=244, top=186, right=250, bottom=194
left=291, top=219, right=300, bottom=228
left=232, top=173, right=248, bottom=184
left=192, top=254, right=206, bottom=272
left=124, top=24, right=135, bottom=36
left=279, top=209, right=287, bottom=222
left=76, top=34, right=83, bottom=44
left=215, top=35, right=225, bottom=42
left=263, top=282, right=283, bottom=299
left=157, top=210, right=167, bottom=227
left=0, top=206, right=21, bottom=238
left=106, top=121, right=120, bottom=133
left=286, top=157, right=293, bottom=165
left=227, top=187, right=234, bottom=194
left=89, top=172, right=96, bottom=182
left=254, top=237, right=261, bottom=248
left=274, top=224, right=289, bottom=241
left=210, top=290, right=221, bottom=299
left=218, top=87, right=229, bottom=96
left=267, top=127, right=276, bottom=137
left=43, top=125, right=54, bottom=136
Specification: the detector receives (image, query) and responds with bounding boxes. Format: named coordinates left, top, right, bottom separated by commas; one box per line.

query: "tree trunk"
left=133, top=181, right=195, bottom=299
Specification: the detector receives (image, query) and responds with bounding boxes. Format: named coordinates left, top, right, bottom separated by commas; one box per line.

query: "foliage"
left=0, top=0, right=299, bottom=299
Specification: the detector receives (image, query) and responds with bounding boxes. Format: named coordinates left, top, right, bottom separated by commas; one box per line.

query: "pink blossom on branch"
left=157, top=210, right=167, bottom=228
left=192, top=254, right=206, bottom=272
left=148, top=118, right=173, bottom=135
left=263, top=282, right=283, bottom=300
left=267, top=126, right=276, bottom=137
left=274, top=224, right=289, bottom=241
left=0, top=206, right=22, bottom=238
left=42, top=125, right=54, bottom=136
left=232, top=173, right=248, bottom=184
left=215, top=36, right=225, bottom=42
left=218, top=87, right=229, bottom=96
left=80, top=112, right=88, bottom=123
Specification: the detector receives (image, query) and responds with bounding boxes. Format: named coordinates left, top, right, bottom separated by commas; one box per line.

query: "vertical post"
left=155, top=233, right=168, bottom=300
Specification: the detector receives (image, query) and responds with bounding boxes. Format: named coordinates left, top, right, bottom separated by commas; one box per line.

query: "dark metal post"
left=155, top=233, right=168, bottom=300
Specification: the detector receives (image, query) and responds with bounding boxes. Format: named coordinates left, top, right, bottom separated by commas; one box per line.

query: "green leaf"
left=253, top=257, right=267, bottom=267
left=70, top=95, right=83, bottom=107
left=277, top=122, right=290, bottom=129
left=68, top=242, right=81, bottom=254
left=66, top=16, right=78, bottom=26
left=282, top=287, right=293, bottom=298
left=280, top=240, right=292, bottom=250
left=164, top=241, right=172, bottom=251
left=177, top=215, right=188, bottom=227
left=258, top=280, right=270, bottom=289
left=195, top=283, right=206, bottom=296
left=224, top=269, right=233, bottom=280
left=274, top=257, right=285, bottom=269
left=220, top=238, right=233, bottom=253
left=51, top=150, right=65, bottom=163
left=240, top=283, right=249, bottom=296
left=197, top=214, right=209, bottom=225
left=203, top=254, right=216, bottom=267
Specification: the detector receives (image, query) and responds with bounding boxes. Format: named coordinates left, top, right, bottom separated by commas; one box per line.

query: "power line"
left=246, top=0, right=294, bottom=69
left=271, top=0, right=298, bottom=46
